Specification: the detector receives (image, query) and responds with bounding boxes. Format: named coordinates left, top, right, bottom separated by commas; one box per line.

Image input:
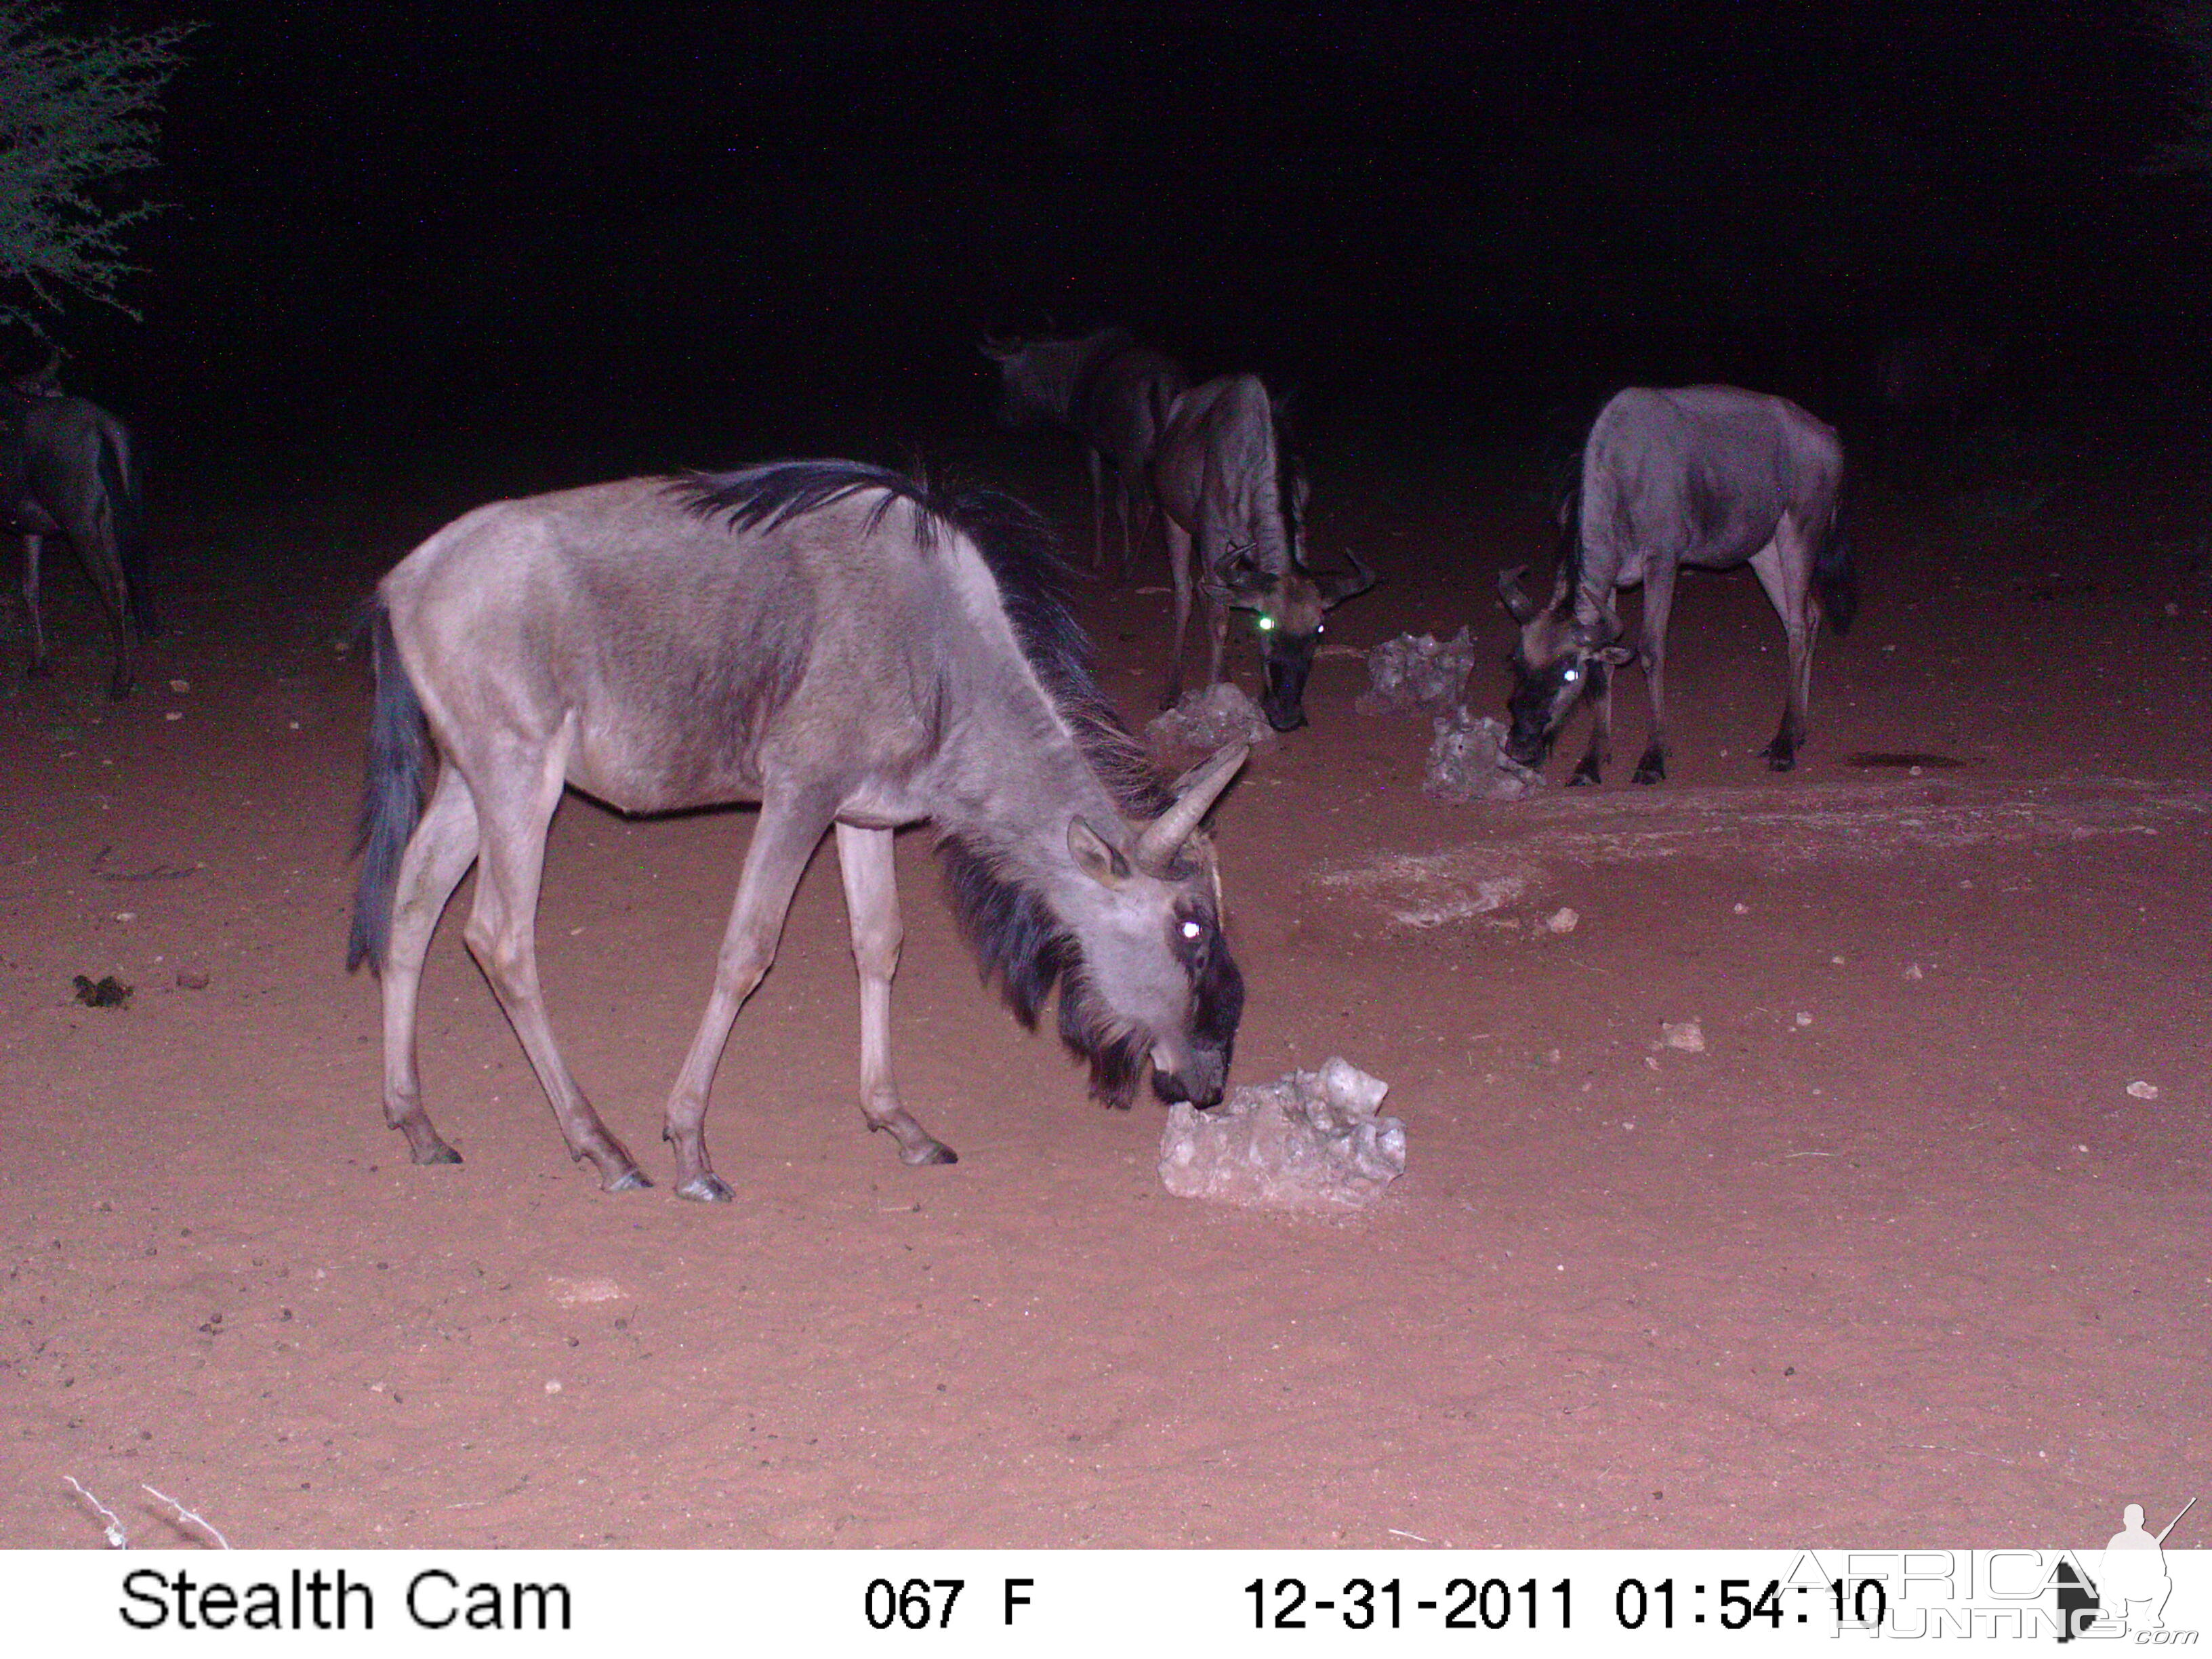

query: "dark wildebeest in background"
left=1870, top=323, right=1999, bottom=478
left=1, top=382, right=154, bottom=700
left=1149, top=373, right=1374, bottom=731
left=981, top=327, right=1190, bottom=575
left=348, top=461, right=1249, bottom=1202
left=1498, top=384, right=1855, bottom=783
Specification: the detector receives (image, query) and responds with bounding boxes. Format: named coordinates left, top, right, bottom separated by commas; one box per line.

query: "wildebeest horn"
left=1134, top=742, right=1249, bottom=875
left=1317, top=546, right=1378, bottom=608
left=1498, top=564, right=1538, bottom=624
left=977, top=335, right=1018, bottom=362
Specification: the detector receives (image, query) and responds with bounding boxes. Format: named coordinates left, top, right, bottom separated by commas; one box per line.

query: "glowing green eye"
left=1257, top=615, right=1277, bottom=632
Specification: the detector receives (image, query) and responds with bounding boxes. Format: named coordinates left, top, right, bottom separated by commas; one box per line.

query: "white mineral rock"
left=1423, top=708, right=1543, bottom=803
left=1146, top=683, right=1275, bottom=752
left=1160, top=1058, right=1405, bottom=1212
left=1358, top=629, right=1479, bottom=713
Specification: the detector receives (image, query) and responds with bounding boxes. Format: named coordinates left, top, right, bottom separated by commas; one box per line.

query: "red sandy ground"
left=1, top=451, right=2204, bottom=1551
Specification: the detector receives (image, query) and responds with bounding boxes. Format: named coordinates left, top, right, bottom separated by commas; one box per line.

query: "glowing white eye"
left=1315, top=623, right=1326, bottom=635
left=1257, top=615, right=1277, bottom=632
left=1562, top=668, right=1580, bottom=683
left=1180, top=920, right=1204, bottom=941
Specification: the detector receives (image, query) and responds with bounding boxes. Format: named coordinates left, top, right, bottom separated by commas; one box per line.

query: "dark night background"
left=32, top=0, right=2212, bottom=489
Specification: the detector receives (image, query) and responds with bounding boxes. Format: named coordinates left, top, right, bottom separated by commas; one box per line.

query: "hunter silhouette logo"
left=2059, top=1496, right=2198, bottom=1641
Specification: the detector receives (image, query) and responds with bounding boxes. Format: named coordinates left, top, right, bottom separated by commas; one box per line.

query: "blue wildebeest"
left=1498, top=385, right=1855, bottom=784
left=348, top=461, right=1249, bottom=1202
left=1149, top=373, right=1374, bottom=732
left=1871, top=322, right=1997, bottom=474
left=981, top=327, right=1190, bottom=574
left=1, top=375, right=154, bottom=700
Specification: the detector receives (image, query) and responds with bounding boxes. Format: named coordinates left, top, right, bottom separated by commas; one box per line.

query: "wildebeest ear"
left=1219, top=548, right=1273, bottom=602
left=1317, top=546, right=1377, bottom=609
left=1570, top=616, right=1622, bottom=651
left=1498, top=565, right=1539, bottom=624
left=1067, top=817, right=1132, bottom=888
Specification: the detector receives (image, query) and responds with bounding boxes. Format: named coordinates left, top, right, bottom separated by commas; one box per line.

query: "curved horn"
left=1317, top=546, right=1378, bottom=608
left=1133, top=742, right=1249, bottom=875
left=1498, top=564, right=1538, bottom=624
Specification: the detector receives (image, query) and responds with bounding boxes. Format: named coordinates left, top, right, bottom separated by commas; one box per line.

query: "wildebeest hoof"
left=1761, top=741, right=1797, bottom=773
left=411, top=1143, right=464, bottom=1166
left=676, top=1173, right=735, bottom=1202
left=1632, top=750, right=1666, bottom=785
left=25, top=658, right=53, bottom=679
left=602, top=1166, right=655, bottom=1193
left=903, top=1141, right=959, bottom=1167
left=1567, top=761, right=1601, bottom=787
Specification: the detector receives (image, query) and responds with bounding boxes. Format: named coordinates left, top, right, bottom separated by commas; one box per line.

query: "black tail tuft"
left=347, top=602, right=434, bottom=974
left=1553, top=480, right=1584, bottom=609
left=97, top=426, right=157, bottom=638
left=1816, top=489, right=1858, bottom=636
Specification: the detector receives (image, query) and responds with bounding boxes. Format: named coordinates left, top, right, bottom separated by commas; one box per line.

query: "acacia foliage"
left=0, top=3, right=190, bottom=327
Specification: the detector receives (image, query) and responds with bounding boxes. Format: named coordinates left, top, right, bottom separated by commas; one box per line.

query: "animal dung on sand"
left=1160, top=1057, right=1406, bottom=1212
left=1357, top=628, right=1478, bottom=714
left=1422, top=708, right=1544, bottom=803
left=1146, top=682, right=1276, bottom=752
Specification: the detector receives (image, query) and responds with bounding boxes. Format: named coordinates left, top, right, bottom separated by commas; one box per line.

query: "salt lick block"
left=1357, top=628, right=1478, bottom=714
left=1423, top=707, right=1544, bottom=803
left=1160, top=1057, right=1406, bottom=1212
left=1146, top=682, right=1275, bottom=752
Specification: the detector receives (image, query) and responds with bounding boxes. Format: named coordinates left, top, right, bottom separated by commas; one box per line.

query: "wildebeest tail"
left=347, top=601, right=434, bottom=974
left=1553, top=480, right=1584, bottom=602
left=1816, top=489, right=1858, bottom=636
left=96, top=422, right=157, bottom=638
left=1147, top=375, right=1181, bottom=450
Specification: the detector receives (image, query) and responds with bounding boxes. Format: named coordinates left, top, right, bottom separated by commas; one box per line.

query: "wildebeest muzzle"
left=1261, top=633, right=1318, bottom=731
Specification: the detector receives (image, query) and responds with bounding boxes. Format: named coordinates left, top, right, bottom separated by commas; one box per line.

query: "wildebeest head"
left=1497, top=564, right=1633, bottom=767
left=1216, top=486, right=1378, bottom=731
left=1058, top=743, right=1249, bottom=1107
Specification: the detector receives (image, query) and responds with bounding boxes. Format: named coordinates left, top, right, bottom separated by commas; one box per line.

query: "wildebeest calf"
left=1498, top=384, right=1855, bottom=784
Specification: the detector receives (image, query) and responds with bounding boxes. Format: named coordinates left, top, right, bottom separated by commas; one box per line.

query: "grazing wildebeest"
left=980, top=327, right=1189, bottom=574
left=1498, top=384, right=1855, bottom=784
left=1149, top=373, right=1374, bottom=732
left=348, top=460, right=1249, bottom=1202
left=1, top=381, right=153, bottom=699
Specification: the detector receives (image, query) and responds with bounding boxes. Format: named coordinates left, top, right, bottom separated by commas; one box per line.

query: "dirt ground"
left=1, top=445, right=2205, bottom=1551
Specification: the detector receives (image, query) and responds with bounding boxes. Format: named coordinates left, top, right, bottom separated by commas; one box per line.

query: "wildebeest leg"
left=1113, top=471, right=1134, bottom=578
left=1750, top=533, right=1816, bottom=771
left=1162, top=517, right=1195, bottom=708
left=20, top=533, right=49, bottom=678
left=660, top=786, right=839, bottom=1202
left=378, top=765, right=480, bottom=1166
left=1087, top=446, right=1109, bottom=573
left=1569, top=680, right=1610, bottom=785
left=461, top=721, right=649, bottom=1192
left=1205, top=583, right=1231, bottom=691
left=1631, top=566, right=1678, bottom=785
left=96, top=548, right=138, bottom=701
left=835, top=823, right=955, bottom=1167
